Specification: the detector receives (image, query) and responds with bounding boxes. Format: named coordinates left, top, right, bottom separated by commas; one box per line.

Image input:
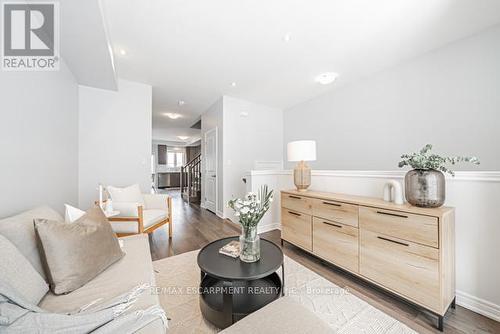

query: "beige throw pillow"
left=34, top=207, right=124, bottom=295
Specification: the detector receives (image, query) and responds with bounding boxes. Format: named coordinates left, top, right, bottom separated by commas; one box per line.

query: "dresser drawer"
left=281, top=193, right=313, bottom=215
left=281, top=208, right=312, bottom=251
left=359, top=207, right=438, bottom=248
left=312, top=198, right=358, bottom=227
left=313, top=217, right=359, bottom=273
left=359, top=230, right=440, bottom=311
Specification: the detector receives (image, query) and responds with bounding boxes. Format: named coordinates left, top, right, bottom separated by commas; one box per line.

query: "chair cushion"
left=34, top=207, right=125, bottom=295
left=143, top=210, right=168, bottom=227
left=112, top=202, right=141, bottom=217
left=109, top=209, right=167, bottom=234
left=0, top=234, right=49, bottom=305
left=0, top=206, right=63, bottom=281
left=107, top=184, right=144, bottom=205
left=143, top=194, right=169, bottom=210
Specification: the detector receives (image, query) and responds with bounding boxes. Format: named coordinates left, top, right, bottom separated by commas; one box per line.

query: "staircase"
left=180, top=153, right=201, bottom=204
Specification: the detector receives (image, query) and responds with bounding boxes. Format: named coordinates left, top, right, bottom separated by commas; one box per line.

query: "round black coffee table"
left=197, top=236, right=284, bottom=329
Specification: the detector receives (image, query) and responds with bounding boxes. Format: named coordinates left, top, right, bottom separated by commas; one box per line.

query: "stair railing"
left=180, top=153, right=201, bottom=203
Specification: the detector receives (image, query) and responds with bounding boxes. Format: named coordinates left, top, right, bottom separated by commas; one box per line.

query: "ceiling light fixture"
left=283, top=33, right=291, bottom=42
left=315, top=72, right=339, bottom=85
left=177, top=136, right=189, bottom=141
left=163, top=112, right=182, bottom=119
left=178, top=100, right=185, bottom=106
left=119, top=49, right=127, bottom=56
left=231, top=82, right=237, bottom=87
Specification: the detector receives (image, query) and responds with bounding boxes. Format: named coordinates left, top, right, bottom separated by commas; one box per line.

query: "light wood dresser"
left=280, top=190, right=455, bottom=331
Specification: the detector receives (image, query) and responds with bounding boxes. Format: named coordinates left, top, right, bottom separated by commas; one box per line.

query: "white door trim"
left=204, top=127, right=218, bottom=213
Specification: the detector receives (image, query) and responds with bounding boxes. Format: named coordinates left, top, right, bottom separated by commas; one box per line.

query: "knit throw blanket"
left=0, top=281, right=168, bottom=333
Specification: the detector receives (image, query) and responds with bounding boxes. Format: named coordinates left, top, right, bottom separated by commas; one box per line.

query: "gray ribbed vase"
left=405, top=169, right=445, bottom=208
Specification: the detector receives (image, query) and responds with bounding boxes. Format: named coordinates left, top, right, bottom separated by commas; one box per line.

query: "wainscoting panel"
left=247, top=170, right=500, bottom=322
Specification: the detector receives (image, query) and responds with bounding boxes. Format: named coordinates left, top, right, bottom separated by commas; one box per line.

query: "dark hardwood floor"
left=149, top=189, right=240, bottom=260
left=149, top=189, right=500, bottom=334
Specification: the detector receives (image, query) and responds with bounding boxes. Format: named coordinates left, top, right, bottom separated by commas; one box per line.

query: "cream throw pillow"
left=34, top=207, right=124, bottom=295
left=107, top=184, right=144, bottom=205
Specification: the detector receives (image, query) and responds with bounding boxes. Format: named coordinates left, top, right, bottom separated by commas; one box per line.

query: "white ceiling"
left=101, top=0, right=500, bottom=140
left=60, top=0, right=117, bottom=90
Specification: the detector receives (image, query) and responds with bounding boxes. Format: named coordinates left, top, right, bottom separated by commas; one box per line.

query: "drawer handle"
left=288, top=211, right=301, bottom=217
left=377, top=236, right=409, bottom=247
left=323, top=221, right=342, bottom=228
left=323, top=201, right=341, bottom=207
left=289, top=195, right=302, bottom=200
left=376, top=211, right=408, bottom=219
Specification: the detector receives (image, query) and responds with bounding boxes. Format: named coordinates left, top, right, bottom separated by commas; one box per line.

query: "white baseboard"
left=216, top=210, right=225, bottom=219
left=456, top=290, right=500, bottom=322
left=258, top=223, right=281, bottom=234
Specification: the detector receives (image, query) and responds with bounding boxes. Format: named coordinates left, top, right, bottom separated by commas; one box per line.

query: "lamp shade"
left=287, top=140, right=317, bottom=162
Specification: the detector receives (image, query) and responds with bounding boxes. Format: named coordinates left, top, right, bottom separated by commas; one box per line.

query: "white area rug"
left=153, top=250, right=417, bottom=333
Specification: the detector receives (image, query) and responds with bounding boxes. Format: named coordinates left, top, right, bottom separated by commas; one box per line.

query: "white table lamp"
left=287, top=140, right=316, bottom=191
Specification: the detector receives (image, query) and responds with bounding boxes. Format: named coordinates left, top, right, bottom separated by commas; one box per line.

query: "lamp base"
left=294, top=161, right=311, bottom=192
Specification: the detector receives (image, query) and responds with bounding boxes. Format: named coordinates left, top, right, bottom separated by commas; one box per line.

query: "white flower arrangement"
left=227, top=185, right=274, bottom=228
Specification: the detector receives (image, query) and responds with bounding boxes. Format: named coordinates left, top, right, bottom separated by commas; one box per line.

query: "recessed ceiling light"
left=119, top=49, right=126, bottom=56
left=177, top=136, right=189, bottom=141
left=231, top=82, right=237, bottom=87
left=163, top=112, right=181, bottom=119
left=178, top=100, right=185, bottom=106
left=315, top=72, right=339, bottom=85
left=283, top=33, right=291, bottom=42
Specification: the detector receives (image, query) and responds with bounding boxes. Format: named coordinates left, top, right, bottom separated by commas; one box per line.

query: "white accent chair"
left=105, top=184, right=173, bottom=238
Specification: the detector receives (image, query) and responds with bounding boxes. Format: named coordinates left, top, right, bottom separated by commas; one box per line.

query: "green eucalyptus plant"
left=398, top=144, right=480, bottom=176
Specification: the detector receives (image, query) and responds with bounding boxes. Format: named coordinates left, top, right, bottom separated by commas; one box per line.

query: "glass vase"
left=239, top=224, right=260, bottom=263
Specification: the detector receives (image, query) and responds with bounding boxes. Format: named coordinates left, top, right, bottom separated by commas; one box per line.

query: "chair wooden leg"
left=138, top=205, right=144, bottom=234
left=167, top=196, right=173, bottom=239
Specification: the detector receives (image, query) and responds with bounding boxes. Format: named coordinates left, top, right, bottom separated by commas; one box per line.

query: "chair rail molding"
left=246, top=168, right=500, bottom=322
left=248, top=170, right=500, bottom=182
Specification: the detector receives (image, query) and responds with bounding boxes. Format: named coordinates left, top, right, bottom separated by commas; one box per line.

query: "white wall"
left=200, top=96, right=283, bottom=218
left=201, top=98, right=224, bottom=215
left=272, top=24, right=500, bottom=322
left=248, top=170, right=500, bottom=322
left=223, top=96, right=283, bottom=220
left=284, top=25, right=500, bottom=170
left=78, top=79, right=152, bottom=208
left=0, top=62, right=79, bottom=217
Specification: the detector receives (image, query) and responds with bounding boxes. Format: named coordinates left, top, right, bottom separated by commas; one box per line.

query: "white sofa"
left=0, top=206, right=165, bottom=334
left=1, top=206, right=328, bottom=333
